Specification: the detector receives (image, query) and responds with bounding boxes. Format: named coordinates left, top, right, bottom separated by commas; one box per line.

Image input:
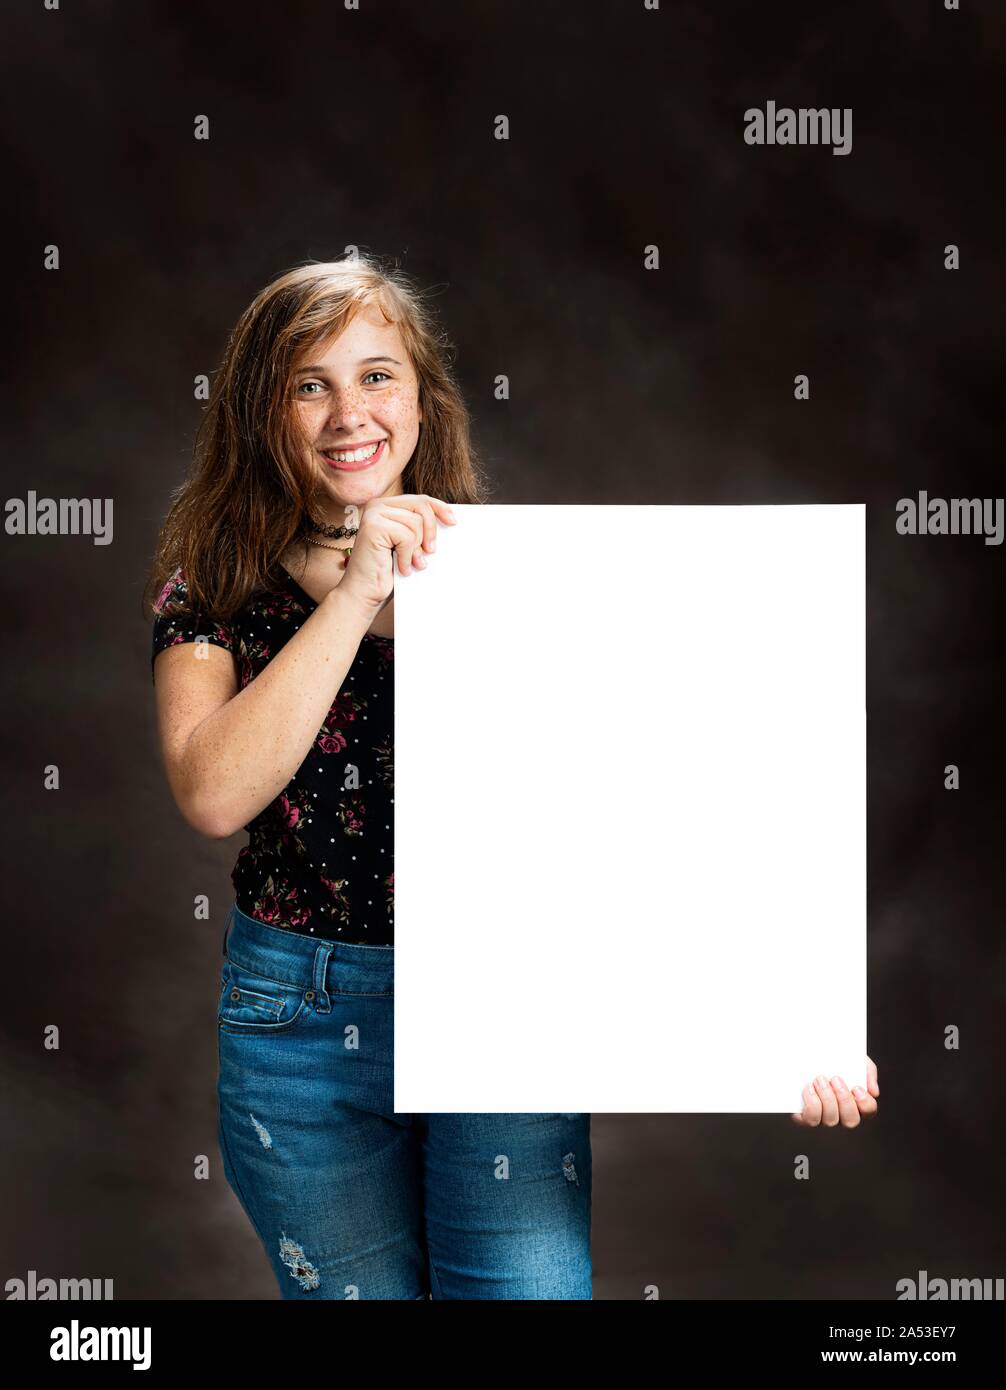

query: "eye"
left=363, top=370, right=391, bottom=385
left=296, top=381, right=324, bottom=395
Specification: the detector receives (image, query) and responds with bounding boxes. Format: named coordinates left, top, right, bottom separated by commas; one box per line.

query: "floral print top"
left=151, top=567, right=394, bottom=944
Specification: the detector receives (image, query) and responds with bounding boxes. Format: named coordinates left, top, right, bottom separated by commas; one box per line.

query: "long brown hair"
left=144, top=254, right=492, bottom=621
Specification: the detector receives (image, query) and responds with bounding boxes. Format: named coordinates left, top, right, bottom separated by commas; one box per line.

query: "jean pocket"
left=218, top=958, right=311, bottom=1035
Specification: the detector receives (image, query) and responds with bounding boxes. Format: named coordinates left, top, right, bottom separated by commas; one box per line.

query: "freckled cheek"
left=297, top=400, right=328, bottom=436
left=380, top=388, right=421, bottom=434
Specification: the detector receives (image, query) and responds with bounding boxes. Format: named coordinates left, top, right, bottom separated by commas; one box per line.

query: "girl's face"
left=291, top=304, right=423, bottom=517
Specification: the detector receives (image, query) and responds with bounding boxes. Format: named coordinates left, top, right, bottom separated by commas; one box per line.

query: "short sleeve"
left=151, top=567, right=237, bottom=676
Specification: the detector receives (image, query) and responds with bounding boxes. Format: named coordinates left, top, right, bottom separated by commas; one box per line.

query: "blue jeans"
left=217, top=904, right=593, bottom=1299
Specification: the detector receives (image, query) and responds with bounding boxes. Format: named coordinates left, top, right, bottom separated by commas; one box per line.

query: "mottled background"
left=2, top=0, right=1004, bottom=1300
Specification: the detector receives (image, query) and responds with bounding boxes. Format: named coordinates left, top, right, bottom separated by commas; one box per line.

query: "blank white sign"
left=393, top=505, right=865, bottom=1112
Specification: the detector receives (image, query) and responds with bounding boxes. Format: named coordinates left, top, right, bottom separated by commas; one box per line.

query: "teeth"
left=324, top=441, right=382, bottom=463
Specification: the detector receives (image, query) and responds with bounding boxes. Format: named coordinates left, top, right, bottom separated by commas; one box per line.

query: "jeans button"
left=230, top=989, right=240, bottom=1001
left=304, top=990, right=315, bottom=1003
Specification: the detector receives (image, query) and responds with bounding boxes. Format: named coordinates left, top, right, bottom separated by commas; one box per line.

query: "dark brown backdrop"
left=2, top=0, right=1004, bottom=1299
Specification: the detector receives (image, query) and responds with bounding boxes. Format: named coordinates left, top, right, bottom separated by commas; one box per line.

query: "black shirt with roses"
left=151, top=567, right=394, bottom=944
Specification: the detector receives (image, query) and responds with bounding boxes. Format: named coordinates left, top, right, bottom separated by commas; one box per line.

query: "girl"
left=147, top=255, right=595, bottom=1299
left=147, top=255, right=878, bottom=1301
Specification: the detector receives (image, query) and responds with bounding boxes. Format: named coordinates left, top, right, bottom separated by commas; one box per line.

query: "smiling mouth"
left=320, top=439, right=385, bottom=463
left=318, top=439, right=388, bottom=471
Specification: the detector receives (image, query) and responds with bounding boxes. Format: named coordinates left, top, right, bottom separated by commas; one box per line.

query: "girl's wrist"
left=321, top=582, right=384, bottom=630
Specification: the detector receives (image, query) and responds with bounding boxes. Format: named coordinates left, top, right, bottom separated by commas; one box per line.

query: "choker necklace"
left=302, top=514, right=359, bottom=540
left=299, top=513, right=357, bottom=565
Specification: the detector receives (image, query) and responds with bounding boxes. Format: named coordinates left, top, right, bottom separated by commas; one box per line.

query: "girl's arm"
left=153, top=585, right=379, bottom=838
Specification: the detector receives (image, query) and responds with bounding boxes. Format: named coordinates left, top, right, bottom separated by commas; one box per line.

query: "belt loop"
left=311, top=943, right=333, bottom=1013
left=222, top=904, right=235, bottom=958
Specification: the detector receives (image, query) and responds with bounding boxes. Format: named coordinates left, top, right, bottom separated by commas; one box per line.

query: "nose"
left=324, top=385, right=369, bottom=433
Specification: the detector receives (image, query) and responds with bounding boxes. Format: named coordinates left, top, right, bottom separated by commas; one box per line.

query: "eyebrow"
left=294, top=356, right=402, bottom=374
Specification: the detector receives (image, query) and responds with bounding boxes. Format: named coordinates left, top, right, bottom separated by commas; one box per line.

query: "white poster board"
left=393, top=505, right=865, bottom=1112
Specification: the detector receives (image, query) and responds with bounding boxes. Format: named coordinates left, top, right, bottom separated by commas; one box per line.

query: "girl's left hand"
left=791, top=1055, right=879, bottom=1128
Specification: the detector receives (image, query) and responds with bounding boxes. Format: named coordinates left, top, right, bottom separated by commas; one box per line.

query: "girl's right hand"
left=338, top=494, right=458, bottom=612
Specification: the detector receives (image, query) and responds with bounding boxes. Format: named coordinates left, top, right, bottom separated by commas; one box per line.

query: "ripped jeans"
left=217, top=903, right=593, bottom=1300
